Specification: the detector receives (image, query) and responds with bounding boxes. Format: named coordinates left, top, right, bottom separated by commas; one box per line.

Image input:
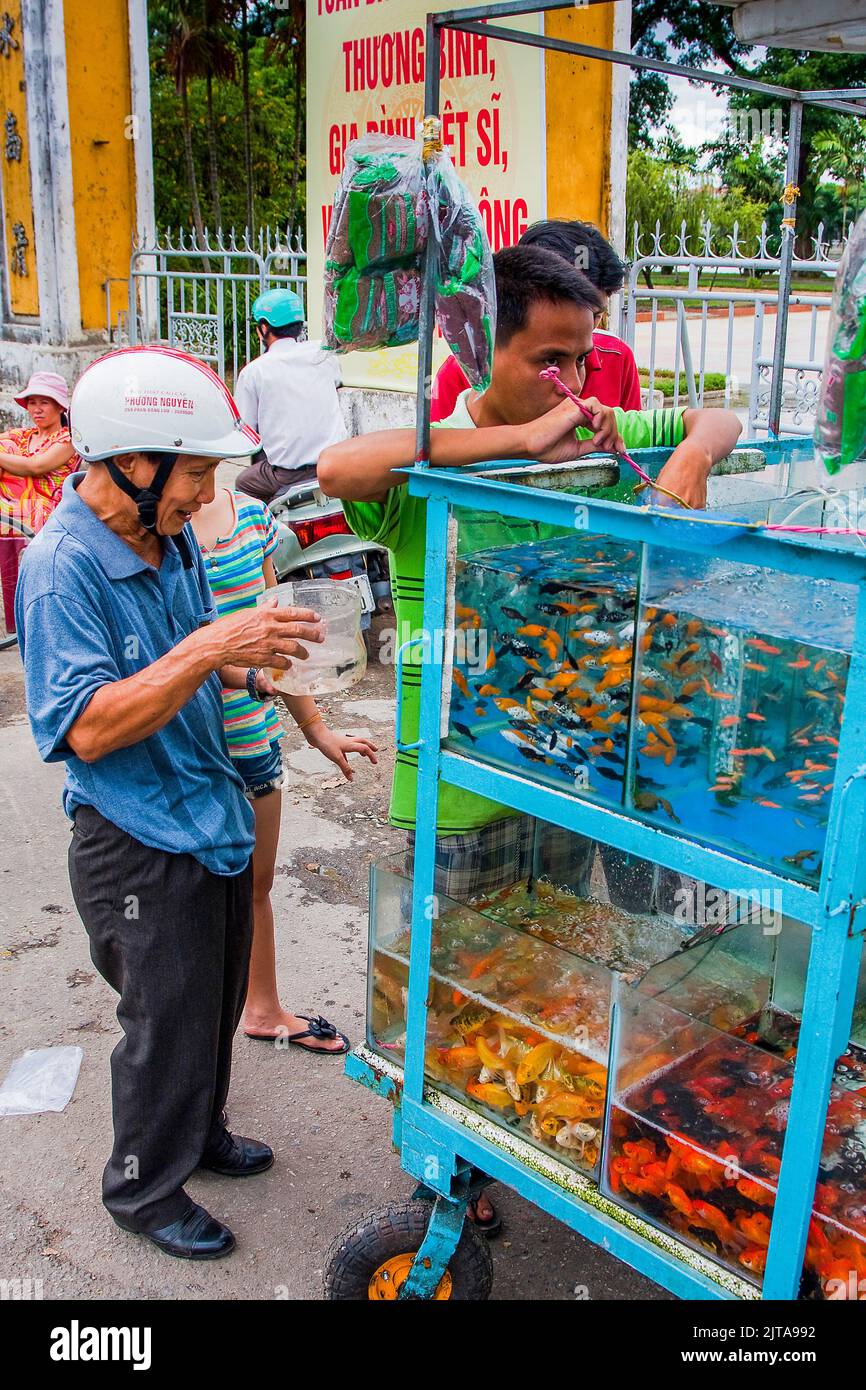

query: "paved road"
left=0, top=620, right=665, bottom=1302
left=632, top=306, right=830, bottom=431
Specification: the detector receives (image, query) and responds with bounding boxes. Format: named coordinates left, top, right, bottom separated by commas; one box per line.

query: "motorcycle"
left=266, top=469, right=391, bottom=637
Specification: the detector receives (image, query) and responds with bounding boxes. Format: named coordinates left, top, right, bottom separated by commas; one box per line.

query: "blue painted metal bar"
left=441, top=750, right=821, bottom=925
left=394, top=636, right=428, bottom=753
left=402, top=494, right=451, bottom=1108
left=401, top=1096, right=745, bottom=1300
left=413, top=17, right=441, bottom=471
left=405, top=466, right=866, bottom=585
left=761, top=590, right=866, bottom=1298
left=400, top=1193, right=469, bottom=1300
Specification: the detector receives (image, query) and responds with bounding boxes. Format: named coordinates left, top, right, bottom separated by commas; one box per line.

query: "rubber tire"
left=323, top=1199, right=493, bottom=1301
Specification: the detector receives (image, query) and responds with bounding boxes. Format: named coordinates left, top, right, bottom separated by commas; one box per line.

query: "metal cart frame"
left=343, top=4, right=866, bottom=1301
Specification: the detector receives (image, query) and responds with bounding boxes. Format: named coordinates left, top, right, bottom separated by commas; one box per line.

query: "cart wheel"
left=323, top=1199, right=493, bottom=1301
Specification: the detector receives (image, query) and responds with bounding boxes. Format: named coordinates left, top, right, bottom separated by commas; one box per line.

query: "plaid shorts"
left=404, top=815, right=596, bottom=905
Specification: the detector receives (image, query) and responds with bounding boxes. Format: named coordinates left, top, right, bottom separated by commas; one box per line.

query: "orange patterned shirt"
left=0, top=424, right=77, bottom=531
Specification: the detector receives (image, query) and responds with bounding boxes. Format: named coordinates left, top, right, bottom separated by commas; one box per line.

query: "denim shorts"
left=233, top=739, right=284, bottom=800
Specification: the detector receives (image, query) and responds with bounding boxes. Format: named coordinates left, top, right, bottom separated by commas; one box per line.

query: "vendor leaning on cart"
left=15, top=347, right=324, bottom=1261
left=318, top=243, right=742, bottom=1234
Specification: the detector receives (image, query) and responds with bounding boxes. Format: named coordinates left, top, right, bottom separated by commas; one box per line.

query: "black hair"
left=258, top=320, right=304, bottom=341
left=520, top=220, right=627, bottom=297
left=493, top=244, right=603, bottom=345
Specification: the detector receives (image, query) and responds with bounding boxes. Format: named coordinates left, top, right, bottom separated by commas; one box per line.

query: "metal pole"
left=414, top=16, right=442, bottom=470
left=768, top=100, right=803, bottom=443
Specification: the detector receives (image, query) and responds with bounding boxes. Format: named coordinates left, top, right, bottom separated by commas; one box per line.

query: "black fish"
left=601, top=749, right=626, bottom=766
left=519, top=745, right=550, bottom=764
left=451, top=722, right=477, bottom=743
left=515, top=669, right=536, bottom=691
left=593, top=765, right=622, bottom=781
left=501, top=606, right=526, bottom=622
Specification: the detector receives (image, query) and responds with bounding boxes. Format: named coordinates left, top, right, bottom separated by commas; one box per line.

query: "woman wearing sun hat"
left=0, top=370, right=77, bottom=530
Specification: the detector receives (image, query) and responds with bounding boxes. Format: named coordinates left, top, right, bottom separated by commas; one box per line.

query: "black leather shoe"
left=114, top=1201, right=235, bottom=1260
left=199, top=1130, right=274, bottom=1177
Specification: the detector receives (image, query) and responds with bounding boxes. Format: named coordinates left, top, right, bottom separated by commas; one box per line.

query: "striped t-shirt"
left=198, top=493, right=282, bottom=759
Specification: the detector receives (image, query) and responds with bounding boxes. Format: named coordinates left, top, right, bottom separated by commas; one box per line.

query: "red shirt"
left=430, top=329, right=642, bottom=422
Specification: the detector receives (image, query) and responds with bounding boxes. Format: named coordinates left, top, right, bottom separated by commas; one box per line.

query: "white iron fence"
left=125, top=219, right=842, bottom=435
left=619, top=220, right=841, bottom=437
left=126, top=226, right=307, bottom=386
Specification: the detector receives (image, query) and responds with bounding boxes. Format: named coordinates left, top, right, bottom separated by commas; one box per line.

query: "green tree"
left=812, top=117, right=866, bottom=238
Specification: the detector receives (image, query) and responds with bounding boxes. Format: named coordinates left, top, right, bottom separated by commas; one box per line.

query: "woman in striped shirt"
left=193, top=486, right=377, bottom=1053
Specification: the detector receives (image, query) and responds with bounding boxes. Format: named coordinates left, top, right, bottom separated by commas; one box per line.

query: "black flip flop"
left=245, top=1013, right=350, bottom=1055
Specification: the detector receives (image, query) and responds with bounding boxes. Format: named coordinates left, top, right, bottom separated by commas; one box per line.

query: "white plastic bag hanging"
left=0, top=1046, right=83, bottom=1116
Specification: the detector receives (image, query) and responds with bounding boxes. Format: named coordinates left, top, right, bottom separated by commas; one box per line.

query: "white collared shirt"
left=234, top=338, right=347, bottom=471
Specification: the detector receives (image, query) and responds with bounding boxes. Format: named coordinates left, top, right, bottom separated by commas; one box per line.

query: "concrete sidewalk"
left=0, top=629, right=663, bottom=1301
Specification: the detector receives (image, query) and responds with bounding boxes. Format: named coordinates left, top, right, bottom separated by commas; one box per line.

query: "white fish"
left=580, top=630, right=613, bottom=647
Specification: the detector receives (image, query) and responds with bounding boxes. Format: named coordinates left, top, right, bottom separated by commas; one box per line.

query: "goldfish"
left=600, top=645, right=633, bottom=666
left=730, top=746, right=776, bottom=760
left=708, top=690, right=734, bottom=702
left=745, top=712, right=766, bottom=722
left=690, top=1201, right=742, bottom=1246
left=736, top=1178, right=774, bottom=1207
left=754, top=799, right=782, bottom=809
left=547, top=670, right=582, bottom=690
left=746, top=639, right=781, bottom=655
left=477, top=683, right=500, bottom=697
left=744, top=661, right=768, bottom=673
left=738, top=1248, right=767, bottom=1275
left=485, top=646, right=497, bottom=671
left=720, top=715, right=740, bottom=727
left=516, top=1041, right=557, bottom=1084
left=735, top=1211, right=772, bottom=1247
left=466, top=1079, right=512, bottom=1110
left=453, top=669, right=471, bottom=700
left=787, top=656, right=811, bottom=670
left=806, top=688, right=830, bottom=701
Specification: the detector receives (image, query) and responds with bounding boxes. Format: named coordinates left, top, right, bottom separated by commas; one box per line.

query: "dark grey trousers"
left=68, top=805, right=253, bottom=1230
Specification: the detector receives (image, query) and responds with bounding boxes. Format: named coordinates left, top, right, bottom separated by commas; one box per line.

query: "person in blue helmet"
left=235, top=287, right=347, bottom=503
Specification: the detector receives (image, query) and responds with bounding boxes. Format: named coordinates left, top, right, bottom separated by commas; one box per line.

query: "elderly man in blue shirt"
left=15, top=347, right=323, bottom=1261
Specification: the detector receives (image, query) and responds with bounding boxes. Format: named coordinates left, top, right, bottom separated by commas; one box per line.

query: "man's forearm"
left=682, top=408, right=742, bottom=467
left=318, top=424, right=528, bottom=502
left=67, top=626, right=224, bottom=762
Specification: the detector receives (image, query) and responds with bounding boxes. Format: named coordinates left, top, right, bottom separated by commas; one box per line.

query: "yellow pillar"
left=62, top=0, right=137, bottom=332
left=544, top=3, right=627, bottom=237
left=0, top=0, right=39, bottom=315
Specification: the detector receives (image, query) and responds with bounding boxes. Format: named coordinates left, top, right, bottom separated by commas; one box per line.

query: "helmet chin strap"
left=105, top=453, right=194, bottom=569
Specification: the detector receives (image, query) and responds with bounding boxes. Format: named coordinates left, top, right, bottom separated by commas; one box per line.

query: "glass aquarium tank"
left=365, top=829, right=779, bottom=1180
left=446, top=527, right=641, bottom=804
left=604, top=954, right=866, bottom=1299
left=626, top=546, right=855, bottom=885
left=443, top=471, right=860, bottom=887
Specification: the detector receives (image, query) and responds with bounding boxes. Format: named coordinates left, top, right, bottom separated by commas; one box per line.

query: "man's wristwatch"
left=246, top=667, right=266, bottom=702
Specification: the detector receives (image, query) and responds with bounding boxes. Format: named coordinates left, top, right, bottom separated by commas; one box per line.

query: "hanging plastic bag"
left=0, top=1046, right=83, bottom=1116
left=815, top=209, right=866, bottom=475
left=324, top=135, right=428, bottom=352
left=427, top=149, right=496, bottom=391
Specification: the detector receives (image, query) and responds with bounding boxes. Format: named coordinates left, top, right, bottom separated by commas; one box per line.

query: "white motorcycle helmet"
left=70, top=346, right=259, bottom=556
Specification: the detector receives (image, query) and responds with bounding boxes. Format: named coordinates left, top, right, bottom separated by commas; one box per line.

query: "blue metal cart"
left=323, top=4, right=866, bottom=1303
left=326, top=437, right=866, bottom=1301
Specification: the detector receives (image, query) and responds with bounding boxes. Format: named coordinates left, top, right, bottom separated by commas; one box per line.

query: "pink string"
left=538, top=366, right=657, bottom=489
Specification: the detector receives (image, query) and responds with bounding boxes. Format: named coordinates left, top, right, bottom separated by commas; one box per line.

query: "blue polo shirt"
left=15, top=474, right=255, bottom=876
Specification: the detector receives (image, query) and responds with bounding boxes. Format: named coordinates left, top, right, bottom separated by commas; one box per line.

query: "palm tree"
left=202, top=0, right=236, bottom=230
left=164, top=2, right=208, bottom=245
left=267, top=1, right=305, bottom=232
left=812, top=119, right=866, bottom=239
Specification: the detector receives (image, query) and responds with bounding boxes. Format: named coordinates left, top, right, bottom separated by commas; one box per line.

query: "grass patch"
left=639, top=369, right=728, bottom=398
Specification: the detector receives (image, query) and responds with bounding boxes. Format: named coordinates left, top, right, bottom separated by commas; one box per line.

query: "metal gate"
left=127, top=226, right=307, bottom=387
left=619, top=219, right=840, bottom=437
